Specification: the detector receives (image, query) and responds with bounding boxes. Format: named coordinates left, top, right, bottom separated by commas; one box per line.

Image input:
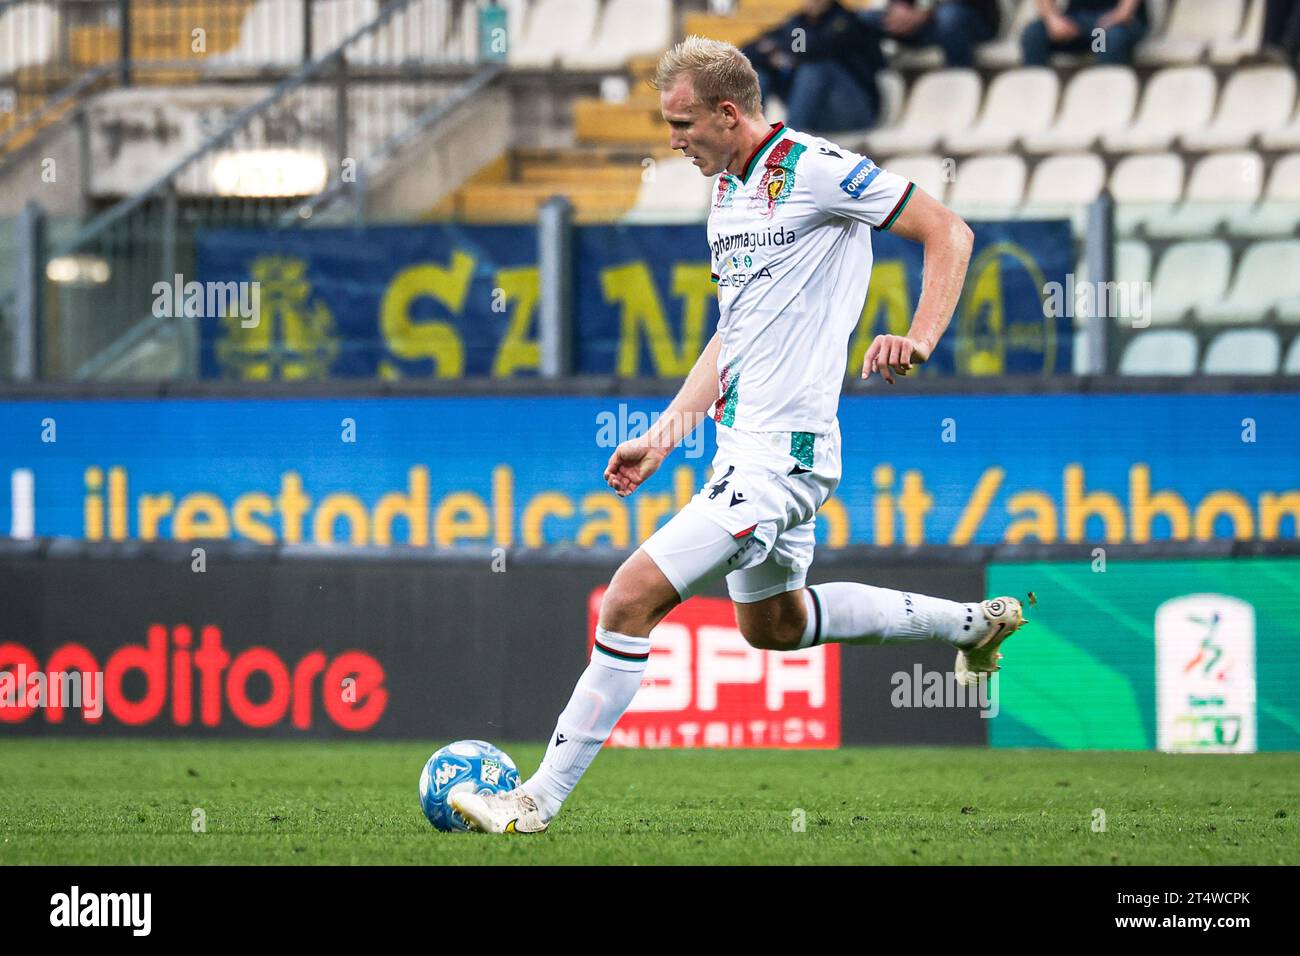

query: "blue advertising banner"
left=196, top=220, right=1074, bottom=380
left=1, top=393, right=1295, bottom=549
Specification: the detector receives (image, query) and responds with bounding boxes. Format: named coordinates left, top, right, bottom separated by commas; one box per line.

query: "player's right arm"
left=604, top=330, right=721, bottom=497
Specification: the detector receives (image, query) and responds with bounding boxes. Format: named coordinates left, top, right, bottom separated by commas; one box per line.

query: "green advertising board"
left=987, top=557, right=1300, bottom=751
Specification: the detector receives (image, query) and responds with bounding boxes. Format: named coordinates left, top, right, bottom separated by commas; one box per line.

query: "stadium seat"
left=1284, top=335, right=1300, bottom=372
left=563, top=0, right=672, bottom=69
left=944, top=68, right=1058, bottom=154
left=1109, top=153, right=1185, bottom=237
left=1021, top=67, right=1138, bottom=155
left=1209, top=0, right=1264, bottom=63
left=205, top=0, right=377, bottom=70
left=1195, top=240, right=1300, bottom=324
left=975, top=0, right=1038, bottom=68
left=1143, top=151, right=1265, bottom=239
left=1118, top=330, right=1198, bottom=375
left=1101, top=66, right=1217, bottom=153
left=881, top=155, right=951, bottom=203
left=1181, top=66, right=1295, bottom=152
left=511, top=0, right=599, bottom=67
left=1230, top=153, right=1300, bottom=238
left=1260, top=95, right=1300, bottom=151
left=1202, top=328, right=1280, bottom=375
left=1137, top=0, right=1244, bottom=65
left=1148, top=240, right=1233, bottom=325
left=620, top=157, right=713, bottom=223
left=947, top=154, right=1025, bottom=217
left=878, top=70, right=905, bottom=130
left=863, top=70, right=982, bottom=156
left=353, top=0, right=451, bottom=65
left=0, top=2, right=60, bottom=75
left=1022, top=153, right=1106, bottom=226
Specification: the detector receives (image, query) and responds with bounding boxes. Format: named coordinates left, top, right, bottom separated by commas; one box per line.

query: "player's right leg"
left=450, top=501, right=747, bottom=835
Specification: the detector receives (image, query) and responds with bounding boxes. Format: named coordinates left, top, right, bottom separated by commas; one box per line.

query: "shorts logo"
left=729, top=491, right=746, bottom=507
left=839, top=158, right=880, bottom=199
left=708, top=464, right=735, bottom=500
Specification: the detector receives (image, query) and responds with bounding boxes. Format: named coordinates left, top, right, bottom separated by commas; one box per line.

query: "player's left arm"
left=864, top=188, right=974, bottom=384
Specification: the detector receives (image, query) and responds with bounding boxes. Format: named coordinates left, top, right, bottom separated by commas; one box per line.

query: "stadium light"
left=45, top=254, right=111, bottom=285
left=211, top=149, right=329, bottom=198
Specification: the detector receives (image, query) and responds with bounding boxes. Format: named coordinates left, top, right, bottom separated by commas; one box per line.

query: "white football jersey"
left=707, top=122, right=914, bottom=434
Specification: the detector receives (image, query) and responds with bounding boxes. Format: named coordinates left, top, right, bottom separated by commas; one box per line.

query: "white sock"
left=799, top=583, right=981, bottom=648
left=521, top=625, right=649, bottom=822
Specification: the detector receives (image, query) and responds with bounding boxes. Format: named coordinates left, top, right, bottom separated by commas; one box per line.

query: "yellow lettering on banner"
left=277, top=472, right=312, bottom=544
left=672, top=263, right=713, bottom=360
left=873, top=463, right=895, bottom=546
left=434, top=492, right=490, bottom=547
left=493, top=465, right=515, bottom=547
left=380, top=250, right=473, bottom=378
left=635, top=491, right=674, bottom=544
left=1194, top=491, right=1254, bottom=540
left=950, top=467, right=1003, bottom=546
left=818, top=496, right=849, bottom=547
left=606, top=262, right=699, bottom=377
left=955, top=255, right=1005, bottom=376
left=673, top=465, right=696, bottom=511
left=139, top=493, right=175, bottom=541
left=84, top=467, right=103, bottom=541
left=232, top=493, right=275, bottom=545
left=1064, top=464, right=1125, bottom=543
left=1260, top=491, right=1300, bottom=540
left=1129, top=464, right=1190, bottom=543
left=847, top=260, right=911, bottom=376
left=522, top=493, right=574, bottom=548
left=373, top=466, right=430, bottom=547
left=578, top=492, right=629, bottom=548
left=898, top=470, right=933, bottom=546
left=492, top=267, right=541, bottom=377
left=313, top=493, right=368, bottom=545
left=1004, top=491, right=1057, bottom=543
left=174, top=493, right=231, bottom=540
left=109, top=466, right=128, bottom=541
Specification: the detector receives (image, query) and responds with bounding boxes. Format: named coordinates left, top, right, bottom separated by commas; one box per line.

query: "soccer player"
left=451, top=36, right=1025, bottom=834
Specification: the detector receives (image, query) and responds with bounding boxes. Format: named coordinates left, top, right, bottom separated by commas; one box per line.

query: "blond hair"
left=651, top=35, right=762, bottom=117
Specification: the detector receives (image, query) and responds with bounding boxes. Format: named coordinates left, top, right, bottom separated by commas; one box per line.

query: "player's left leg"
left=728, top=520, right=1025, bottom=684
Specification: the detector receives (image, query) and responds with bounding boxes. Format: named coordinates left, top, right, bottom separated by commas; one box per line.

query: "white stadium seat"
left=881, top=155, right=952, bottom=203
left=1022, top=153, right=1105, bottom=228
left=563, top=0, right=672, bottom=69
left=864, top=70, right=982, bottom=155
left=1181, top=66, right=1296, bottom=152
left=1230, top=153, right=1300, bottom=238
left=205, top=0, right=377, bottom=69
left=1109, top=153, right=1185, bottom=237
left=1284, top=335, right=1300, bottom=373
left=1101, top=67, right=1217, bottom=153
left=510, top=0, right=599, bottom=68
left=1148, top=240, right=1233, bottom=325
left=1119, top=330, right=1198, bottom=375
left=877, top=70, right=906, bottom=129
left=1260, top=97, right=1300, bottom=150
left=1021, top=67, right=1138, bottom=154
left=1210, top=0, right=1265, bottom=63
left=1195, top=241, right=1300, bottom=324
left=1202, top=328, right=1280, bottom=375
left=0, top=2, right=60, bottom=74
left=621, top=158, right=713, bottom=224
left=976, top=0, right=1039, bottom=69
left=948, top=154, right=1026, bottom=218
left=1137, top=0, right=1244, bottom=65
left=1144, top=151, right=1265, bottom=239
left=352, top=0, right=452, bottom=65
left=944, top=68, right=1058, bottom=154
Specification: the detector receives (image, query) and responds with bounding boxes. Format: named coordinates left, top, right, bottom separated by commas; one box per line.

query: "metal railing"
left=31, top=0, right=489, bottom=380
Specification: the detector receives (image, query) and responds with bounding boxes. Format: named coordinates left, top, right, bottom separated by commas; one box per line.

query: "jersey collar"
left=731, top=122, right=786, bottom=185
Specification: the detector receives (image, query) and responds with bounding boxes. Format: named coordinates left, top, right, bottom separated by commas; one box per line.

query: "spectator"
left=742, top=0, right=885, bottom=134
left=1020, top=0, right=1148, bottom=66
left=1263, top=0, right=1300, bottom=61
left=861, top=1, right=1002, bottom=69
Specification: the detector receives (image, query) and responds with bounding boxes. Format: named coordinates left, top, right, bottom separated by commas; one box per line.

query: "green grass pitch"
left=1, top=740, right=1295, bottom=865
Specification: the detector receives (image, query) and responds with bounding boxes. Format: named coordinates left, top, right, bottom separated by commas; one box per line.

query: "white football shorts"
left=641, top=422, right=841, bottom=604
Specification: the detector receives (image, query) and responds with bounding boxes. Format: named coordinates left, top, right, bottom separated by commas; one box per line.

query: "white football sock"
left=521, top=625, right=649, bottom=822
left=799, top=582, right=981, bottom=648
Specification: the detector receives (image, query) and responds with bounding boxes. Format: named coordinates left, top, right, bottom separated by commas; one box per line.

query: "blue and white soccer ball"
left=418, top=739, right=521, bottom=832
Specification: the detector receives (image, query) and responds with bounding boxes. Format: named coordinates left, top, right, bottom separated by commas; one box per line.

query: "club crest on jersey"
left=752, top=139, right=804, bottom=218
left=766, top=167, right=786, bottom=202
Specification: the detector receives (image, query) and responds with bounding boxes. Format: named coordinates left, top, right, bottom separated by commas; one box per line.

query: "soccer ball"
left=418, top=739, right=521, bottom=832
